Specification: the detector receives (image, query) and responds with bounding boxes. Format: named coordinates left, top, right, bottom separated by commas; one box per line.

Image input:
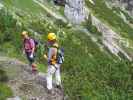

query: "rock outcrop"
left=64, top=0, right=86, bottom=24
left=109, top=0, right=133, bottom=16
left=91, top=14, right=132, bottom=61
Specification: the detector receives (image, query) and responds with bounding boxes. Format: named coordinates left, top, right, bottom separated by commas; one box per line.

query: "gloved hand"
left=30, top=54, right=34, bottom=58
left=44, top=54, right=47, bottom=60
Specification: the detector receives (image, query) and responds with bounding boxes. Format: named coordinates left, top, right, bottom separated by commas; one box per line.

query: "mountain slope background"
left=0, top=0, right=133, bottom=100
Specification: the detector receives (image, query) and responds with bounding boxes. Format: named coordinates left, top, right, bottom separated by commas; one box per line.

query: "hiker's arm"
left=44, top=54, right=48, bottom=60
left=31, top=47, right=35, bottom=54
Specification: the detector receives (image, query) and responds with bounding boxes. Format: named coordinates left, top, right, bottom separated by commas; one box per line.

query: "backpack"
left=33, top=39, right=39, bottom=47
left=57, top=48, right=64, bottom=64
left=33, top=39, right=39, bottom=52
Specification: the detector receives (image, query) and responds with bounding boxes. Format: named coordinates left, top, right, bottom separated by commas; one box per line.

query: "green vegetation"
left=0, top=8, right=23, bottom=57
left=3, top=0, right=45, bottom=15
left=117, top=8, right=133, bottom=24
left=0, top=69, right=8, bottom=82
left=0, top=83, right=13, bottom=100
left=62, top=29, right=133, bottom=100
left=82, top=14, right=102, bottom=37
left=0, top=69, right=13, bottom=100
left=0, top=1, right=133, bottom=100
left=110, top=6, right=133, bottom=24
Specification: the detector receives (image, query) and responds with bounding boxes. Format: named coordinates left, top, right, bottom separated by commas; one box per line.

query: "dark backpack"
left=57, top=48, right=64, bottom=64
left=34, top=39, right=38, bottom=47
left=33, top=39, right=39, bottom=52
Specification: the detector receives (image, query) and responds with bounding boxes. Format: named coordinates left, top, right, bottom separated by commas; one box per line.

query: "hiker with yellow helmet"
left=44, top=33, right=63, bottom=94
left=21, top=31, right=38, bottom=74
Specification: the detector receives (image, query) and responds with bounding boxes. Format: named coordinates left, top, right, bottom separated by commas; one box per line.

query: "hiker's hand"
left=44, top=54, right=47, bottom=59
left=30, top=54, right=34, bottom=58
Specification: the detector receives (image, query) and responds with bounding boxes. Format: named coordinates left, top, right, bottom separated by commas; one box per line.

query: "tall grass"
left=61, top=29, right=133, bottom=100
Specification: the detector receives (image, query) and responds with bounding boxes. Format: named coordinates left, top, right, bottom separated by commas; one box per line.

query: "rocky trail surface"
left=0, top=57, right=64, bottom=100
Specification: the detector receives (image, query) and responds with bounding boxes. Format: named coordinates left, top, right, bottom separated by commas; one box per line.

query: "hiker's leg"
left=55, top=64, right=61, bottom=86
left=31, top=63, right=37, bottom=71
left=26, top=52, right=33, bottom=65
left=47, top=65, right=56, bottom=90
left=26, top=52, right=37, bottom=72
left=30, top=53, right=37, bottom=71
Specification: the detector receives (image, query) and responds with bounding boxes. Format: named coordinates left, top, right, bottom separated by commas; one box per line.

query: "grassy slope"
left=3, top=0, right=45, bottom=14
left=112, top=7, right=133, bottom=23
left=85, top=0, right=133, bottom=59
left=62, top=29, right=133, bottom=100
left=0, top=0, right=133, bottom=100
left=85, top=0, right=133, bottom=40
left=0, top=69, right=13, bottom=100
left=0, top=83, right=13, bottom=100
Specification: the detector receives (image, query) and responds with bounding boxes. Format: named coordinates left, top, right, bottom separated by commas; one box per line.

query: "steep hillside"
left=109, top=0, right=133, bottom=16
left=0, top=0, right=133, bottom=100
left=85, top=0, right=133, bottom=60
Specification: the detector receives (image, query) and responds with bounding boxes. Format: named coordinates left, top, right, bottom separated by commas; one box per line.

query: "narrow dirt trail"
left=0, top=56, right=64, bottom=100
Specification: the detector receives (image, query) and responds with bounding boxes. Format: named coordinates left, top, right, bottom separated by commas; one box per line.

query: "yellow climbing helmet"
left=47, top=33, right=57, bottom=41
left=21, top=31, right=28, bottom=36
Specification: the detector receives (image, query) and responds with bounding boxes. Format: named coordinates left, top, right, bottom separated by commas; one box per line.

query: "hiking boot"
left=47, top=89, right=54, bottom=95
left=32, top=69, right=38, bottom=75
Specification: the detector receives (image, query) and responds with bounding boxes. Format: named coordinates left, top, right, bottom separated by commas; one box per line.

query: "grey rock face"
left=110, top=0, right=133, bottom=16
left=64, top=0, right=86, bottom=24
left=91, top=15, right=132, bottom=61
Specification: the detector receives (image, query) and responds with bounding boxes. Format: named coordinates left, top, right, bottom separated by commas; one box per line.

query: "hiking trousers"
left=46, top=64, right=61, bottom=90
left=25, top=52, right=35, bottom=65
